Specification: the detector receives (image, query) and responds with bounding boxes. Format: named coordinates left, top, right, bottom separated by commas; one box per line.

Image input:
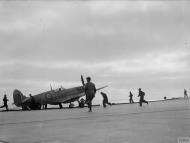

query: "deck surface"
left=0, top=99, right=190, bottom=143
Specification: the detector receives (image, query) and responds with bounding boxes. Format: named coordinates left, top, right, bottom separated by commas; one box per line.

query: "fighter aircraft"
left=13, top=75, right=107, bottom=110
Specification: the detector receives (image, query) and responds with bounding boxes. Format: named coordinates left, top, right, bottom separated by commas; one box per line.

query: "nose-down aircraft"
left=13, top=75, right=107, bottom=110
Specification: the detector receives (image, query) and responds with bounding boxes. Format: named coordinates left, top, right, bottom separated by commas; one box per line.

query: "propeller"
left=61, top=86, right=66, bottom=90
left=81, top=75, right=85, bottom=86
left=96, top=85, right=108, bottom=91
left=50, top=84, right=53, bottom=91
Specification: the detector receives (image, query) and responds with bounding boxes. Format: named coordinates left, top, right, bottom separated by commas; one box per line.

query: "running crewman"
left=85, top=77, right=96, bottom=112
left=138, top=88, right=148, bottom=107
left=101, top=92, right=112, bottom=108
left=0, top=94, right=9, bottom=111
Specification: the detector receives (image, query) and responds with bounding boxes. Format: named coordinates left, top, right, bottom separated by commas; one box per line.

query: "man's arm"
left=94, top=84, right=96, bottom=94
left=84, top=84, right=87, bottom=94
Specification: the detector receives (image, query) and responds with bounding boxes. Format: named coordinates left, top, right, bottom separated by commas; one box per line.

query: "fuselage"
left=32, top=86, right=85, bottom=105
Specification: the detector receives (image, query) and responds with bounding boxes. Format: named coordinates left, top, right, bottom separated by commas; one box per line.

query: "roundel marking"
left=45, top=93, right=52, bottom=99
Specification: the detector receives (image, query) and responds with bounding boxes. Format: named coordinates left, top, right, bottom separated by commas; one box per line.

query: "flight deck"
left=0, top=99, right=189, bottom=143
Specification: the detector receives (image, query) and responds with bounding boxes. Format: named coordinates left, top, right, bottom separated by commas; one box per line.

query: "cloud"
left=0, top=1, right=190, bottom=102
left=0, top=5, right=59, bottom=33
left=86, top=1, right=168, bottom=15
left=0, top=49, right=189, bottom=82
left=110, top=51, right=190, bottom=73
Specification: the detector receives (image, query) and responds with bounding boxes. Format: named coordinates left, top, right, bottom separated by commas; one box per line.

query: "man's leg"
left=139, top=100, right=142, bottom=106
left=107, top=101, right=112, bottom=106
left=88, top=95, right=93, bottom=112
left=103, top=100, right=106, bottom=108
left=85, top=95, right=89, bottom=104
left=143, top=99, right=148, bottom=104
left=88, top=101, right=92, bottom=111
left=5, top=104, right=8, bottom=111
left=0, top=105, right=5, bottom=108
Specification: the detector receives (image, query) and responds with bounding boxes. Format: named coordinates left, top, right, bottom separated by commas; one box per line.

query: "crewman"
left=79, top=98, right=85, bottom=108
left=29, top=93, right=35, bottom=109
left=101, top=92, right=112, bottom=108
left=184, top=89, right=188, bottom=99
left=129, top=91, right=134, bottom=103
left=0, top=94, right=9, bottom=111
left=138, top=88, right=148, bottom=107
left=85, top=77, right=96, bottom=112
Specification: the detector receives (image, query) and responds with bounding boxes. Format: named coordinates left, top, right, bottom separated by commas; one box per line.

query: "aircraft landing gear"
left=22, top=105, right=30, bottom=110
left=59, top=103, right=63, bottom=109
left=78, top=98, right=85, bottom=108
left=42, top=104, right=47, bottom=109
left=69, top=103, right=74, bottom=108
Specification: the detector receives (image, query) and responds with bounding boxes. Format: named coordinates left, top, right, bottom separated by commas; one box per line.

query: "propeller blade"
left=81, top=75, right=85, bottom=86
left=50, top=84, right=53, bottom=91
left=96, top=85, right=108, bottom=91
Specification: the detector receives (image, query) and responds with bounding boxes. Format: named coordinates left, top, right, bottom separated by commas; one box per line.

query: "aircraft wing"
left=22, top=97, right=30, bottom=104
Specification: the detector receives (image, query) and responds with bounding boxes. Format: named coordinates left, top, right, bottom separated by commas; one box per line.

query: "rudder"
left=13, top=89, right=26, bottom=107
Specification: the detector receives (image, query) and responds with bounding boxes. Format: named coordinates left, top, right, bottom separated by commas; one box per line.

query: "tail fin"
left=13, top=89, right=26, bottom=107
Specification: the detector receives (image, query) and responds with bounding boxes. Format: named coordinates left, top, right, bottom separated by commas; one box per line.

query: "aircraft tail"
left=13, top=89, right=26, bottom=107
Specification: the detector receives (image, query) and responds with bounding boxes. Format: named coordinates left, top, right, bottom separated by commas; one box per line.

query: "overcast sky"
left=0, top=1, right=190, bottom=105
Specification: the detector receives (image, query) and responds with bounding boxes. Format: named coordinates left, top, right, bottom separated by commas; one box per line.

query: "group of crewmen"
left=0, top=76, right=189, bottom=112
left=84, top=77, right=189, bottom=111
left=84, top=77, right=149, bottom=112
left=84, top=76, right=112, bottom=112
left=128, top=88, right=148, bottom=106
